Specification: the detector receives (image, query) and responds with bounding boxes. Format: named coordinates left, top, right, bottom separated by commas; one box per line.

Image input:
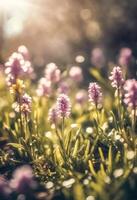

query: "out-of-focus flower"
left=91, top=48, right=105, bottom=67
left=109, top=66, right=124, bottom=89
left=22, top=93, right=32, bottom=105
left=118, top=48, right=132, bottom=67
left=48, top=106, right=58, bottom=124
left=76, top=90, right=87, bottom=104
left=57, top=81, right=70, bottom=94
left=45, top=63, right=61, bottom=83
left=12, top=93, right=32, bottom=115
left=69, top=66, right=83, bottom=82
left=88, top=82, right=102, bottom=106
left=10, top=165, right=37, bottom=194
left=36, top=78, right=52, bottom=97
left=21, top=93, right=32, bottom=115
left=5, top=52, right=24, bottom=80
left=56, top=94, right=71, bottom=118
left=0, top=177, right=11, bottom=199
left=124, top=79, right=137, bottom=109
left=5, top=47, right=34, bottom=86
left=18, top=45, right=30, bottom=61
left=6, top=74, right=16, bottom=87
left=22, top=61, right=35, bottom=79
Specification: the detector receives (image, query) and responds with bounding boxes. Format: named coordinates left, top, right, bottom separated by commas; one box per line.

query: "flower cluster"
left=91, top=48, right=105, bottom=67
left=0, top=165, right=37, bottom=199
left=45, top=63, right=61, bottom=83
left=88, top=82, right=102, bottom=107
left=12, top=92, right=32, bottom=116
left=57, top=81, right=70, bottom=94
left=124, top=79, right=137, bottom=109
left=10, top=165, right=36, bottom=193
left=56, top=94, right=71, bottom=118
left=109, top=66, right=124, bottom=89
left=37, top=78, right=52, bottom=97
left=48, top=105, right=58, bottom=124
left=76, top=90, right=87, bottom=104
left=5, top=46, right=34, bottom=86
left=118, top=47, right=132, bottom=67
left=69, top=66, right=83, bottom=82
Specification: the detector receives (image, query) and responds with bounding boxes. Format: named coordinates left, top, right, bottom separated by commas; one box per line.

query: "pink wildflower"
left=56, top=94, right=71, bottom=118
left=5, top=52, right=24, bottom=79
left=109, top=66, right=124, bottom=89
left=88, top=82, right=102, bottom=106
left=45, top=63, right=61, bottom=83
left=10, top=165, right=36, bottom=193
left=76, top=90, right=87, bottom=104
left=57, top=81, right=70, bottom=94
left=48, top=106, right=58, bottom=124
left=124, top=79, right=137, bottom=109
left=18, top=45, right=30, bottom=60
left=118, top=47, right=132, bottom=67
left=69, top=66, right=83, bottom=82
left=37, top=78, right=52, bottom=97
left=91, top=48, right=105, bottom=67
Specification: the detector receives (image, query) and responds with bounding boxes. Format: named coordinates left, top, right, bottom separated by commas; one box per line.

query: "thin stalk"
left=18, top=94, right=24, bottom=139
left=132, top=108, right=136, bottom=134
left=117, top=88, right=122, bottom=126
left=95, top=103, right=99, bottom=124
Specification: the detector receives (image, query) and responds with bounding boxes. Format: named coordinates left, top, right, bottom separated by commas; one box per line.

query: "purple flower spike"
left=69, top=66, right=83, bottom=82
left=48, top=106, right=58, bottom=124
left=56, top=94, right=71, bottom=118
left=18, top=45, right=30, bottom=61
left=5, top=52, right=24, bottom=79
left=118, top=47, right=132, bottom=67
left=109, top=66, right=124, bottom=89
left=10, top=165, right=37, bottom=194
left=88, top=82, right=102, bottom=106
left=124, top=79, right=137, bottom=109
left=37, top=78, right=52, bottom=97
left=21, top=93, right=32, bottom=115
left=76, top=90, right=87, bottom=104
left=58, top=81, right=70, bottom=94
left=91, top=48, right=105, bottom=68
left=45, top=63, right=61, bottom=83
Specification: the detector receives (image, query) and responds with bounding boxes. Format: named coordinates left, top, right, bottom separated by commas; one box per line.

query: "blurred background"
left=0, top=0, right=137, bottom=76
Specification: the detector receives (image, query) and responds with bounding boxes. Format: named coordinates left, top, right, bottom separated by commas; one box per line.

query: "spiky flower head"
left=124, top=79, right=137, bottom=109
left=118, top=47, right=132, bottom=67
left=5, top=49, right=34, bottom=85
left=88, top=82, right=102, bottom=106
left=21, top=93, right=32, bottom=115
left=91, top=48, right=105, bottom=67
left=5, top=52, right=24, bottom=80
left=109, top=66, right=124, bottom=89
left=76, top=90, right=87, bottom=104
left=10, top=165, right=36, bottom=194
left=48, top=105, right=58, bottom=124
left=69, top=66, right=83, bottom=82
left=45, top=63, right=61, bottom=83
left=57, top=81, right=70, bottom=94
left=12, top=93, right=32, bottom=115
left=36, top=78, right=52, bottom=97
left=56, top=94, right=71, bottom=118
left=18, top=45, right=30, bottom=60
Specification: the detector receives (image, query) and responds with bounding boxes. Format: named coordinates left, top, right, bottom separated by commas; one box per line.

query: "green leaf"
left=7, top=143, right=25, bottom=150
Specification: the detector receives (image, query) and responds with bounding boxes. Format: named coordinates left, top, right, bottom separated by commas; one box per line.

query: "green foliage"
left=0, top=68, right=137, bottom=200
